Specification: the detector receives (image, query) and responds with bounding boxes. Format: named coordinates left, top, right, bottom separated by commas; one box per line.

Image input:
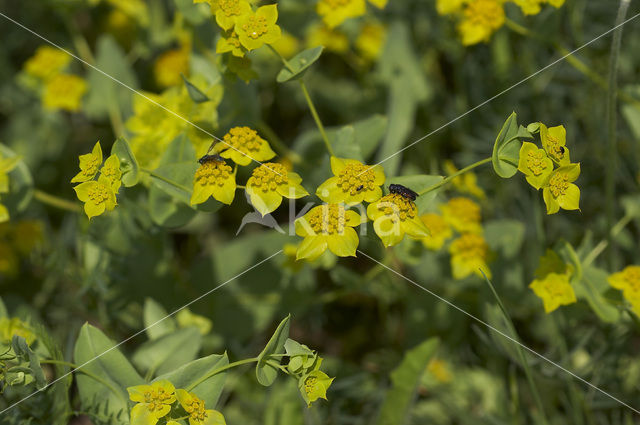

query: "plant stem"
left=33, top=189, right=82, bottom=213
left=140, top=168, right=191, bottom=193
left=299, top=80, right=334, bottom=156
left=482, top=276, right=550, bottom=425
left=40, top=359, right=126, bottom=403
left=256, top=120, right=302, bottom=164
left=605, top=0, right=631, bottom=269
left=186, top=357, right=259, bottom=391
left=418, top=157, right=491, bottom=195
left=582, top=213, right=634, bottom=267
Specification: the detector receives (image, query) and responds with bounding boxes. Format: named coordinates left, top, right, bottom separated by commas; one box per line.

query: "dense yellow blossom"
left=542, top=164, right=580, bottom=214
left=101, top=154, right=122, bottom=192
left=235, top=5, right=282, bottom=51
left=198, top=0, right=253, bottom=31
left=420, top=213, right=452, bottom=250
left=191, top=157, right=237, bottom=205
left=367, top=193, right=429, bottom=247
left=176, top=389, right=227, bottom=425
left=295, top=204, right=362, bottom=260
left=513, top=0, right=565, bottom=15
left=127, top=380, right=176, bottom=425
left=271, top=31, right=300, bottom=59
left=71, top=141, right=103, bottom=184
left=436, top=0, right=465, bottom=15
left=609, top=266, right=640, bottom=315
left=316, top=157, right=385, bottom=205
left=42, top=74, right=88, bottom=112
left=246, top=163, right=308, bottom=216
left=529, top=272, right=576, bottom=313
left=176, top=308, right=213, bottom=335
left=440, top=197, right=482, bottom=234
left=458, top=0, right=505, bottom=46
left=540, top=123, right=570, bottom=166
left=316, top=0, right=366, bottom=29
left=444, top=160, right=486, bottom=199
left=218, top=127, right=276, bottom=166
left=517, top=142, right=553, bottom=190
left=356, top=22, right=387, bottom=61
left=217, top=30, right=247, bottom=57
left=23, top=46, right=70, bottom=80
left=306, top=24, right=350, bottom=54
left=427, top=358, right=453, bottom=383
left=154, top=48, right=189, bottom=88
left=0, top=317, right=36, bottom=345
left=300, top=370, right=334, bottom=407
left=367, top=0, right=387, bottom=8
left=73, top=174, right=117, bottom=219
left=449, top=233, right=491, bottom=279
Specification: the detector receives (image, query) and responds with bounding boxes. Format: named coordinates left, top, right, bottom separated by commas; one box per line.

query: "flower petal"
left=296, top=236, right=328, bottom=261
left=558, top=184, right=580, bottom=211
left=326, top=227, right=358, bottom=257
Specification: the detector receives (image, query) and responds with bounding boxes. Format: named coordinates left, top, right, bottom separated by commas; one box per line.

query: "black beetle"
left=389, top=184, right=418, bottom=201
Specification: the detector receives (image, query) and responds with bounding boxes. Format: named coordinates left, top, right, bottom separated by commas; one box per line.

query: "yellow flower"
left=427, top=358, right=453, bottom=383
left=0, top=243, right=18, bottom=274
left=529, top=272, right=577, bottom=313
left=218, top=126, right=276, bottom=166
left=517, top=142, right=554, bottom=190
left=23, top=46, right=71, bottom=80
left=74, top=174, right=117, bottom=219
left=542, top=164, right=580, bottom=214
left=201, top=0, right=252, bottom=31
left=443, top=160, right=486, bottom=199
left=71, top=141, right=103, bottom=183
left=355, top=22, right=387, bottom=61
left=540, top=123, right=570, bottom=165
left=1, top=153, right=20, bottom=194
left=420, top=213, right=452, bottom=250
left=367, top=193, right=429, bottom=247
left=316, top=157, right=385, bottom=206
left=107, top=0, right=150, bottom=26
left=271, top=31, right=300, bottom=60
left=449, top=233, right=491, bottom=279
left=436, top=0, right=465, bottom=15
left=176, top=389, right=227, bottom=425
left=299, top=370, right=334, bottom=407
left=191, top=157, right=237, bottom=205
left=458, top=0, right=505, bottom=46
left=306, top=24, right=350, bottom=54
left=101, top=154, right=122, bottom=192
left=127, top=380, right=176, bottom=425
left=42, top=74, right=88, bottom=112
left=154, top=48, right=189, bottom=88
left=176, top=308, right=213, bottom=335
left=367, top=0, right=387, bottom=7
left=316, top=0, right=366, bottom=29
left=295, top=204, right=362, bottom=260
left=0, top=317, right=36, bottom=345
left=216, top=30, right=246, bottom=57
left=440, top=197, right=482, bottom=234
left=609, top=265, right=640, bottom=300
left=513, top=0, right=544, bottom=15
left=246, top=162, right=308, bottom=216
left=235, top=5, right=282, bottom=51
left=547, top=0, right=565, bottom=7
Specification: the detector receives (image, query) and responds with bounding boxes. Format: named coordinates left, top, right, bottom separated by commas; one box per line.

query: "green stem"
left=605, top=0, right=631, bottom=269
left=33, top=190, right=82, bottom=213
left=41, top=359, right=126, bottom=403
left=582, top=213, right=634, bottom=267
left=186, top=357, right=258, bottom=391
left=418, top=157, right=491, bottom=195
left=299, top=80, right=334, bottom=156
left=256, top=121, right=302, bottom=164
left=482, top=276, right=550, bottom=425
left=140, top=168, right=191, bottom=193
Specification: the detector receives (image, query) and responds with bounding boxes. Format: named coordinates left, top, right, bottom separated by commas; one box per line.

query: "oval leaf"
left=132, top=327, right=202, bottom=377
left=111, top=137, right=140, bottom=187
left=491, top=112, right=529, bottom=178
left=256, top=314, right=291, bottom=386
left=0, top=144, right=34, bottom=213
left=277, top=47, right=323, bottom=83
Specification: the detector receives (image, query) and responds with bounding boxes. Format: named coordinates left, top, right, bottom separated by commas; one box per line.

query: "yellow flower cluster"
left=0, top=317, right=36, bottom=345
left=315, top=0, right=387, bottom=29
left=0, top=153, right=20, bottom=223
left=23, top=46, right=87, bottom=112
left=71, top=141, right=123, bottom=219
left=436, top=0, right=565, bottom=46
left=191, top=127, right=308, bottom=213
left=127, top=380, right=226, bottom=425
left=195, top=0, right=282, bottom=56
left=608, top=266, right=640, bottom=316
left=0, top=220, right=43, bottom=276
left=517, top=123, right=581, bottom=214
left=153, top=48, right=190, bottom=88
left=528, top=251, right=576, bottom=313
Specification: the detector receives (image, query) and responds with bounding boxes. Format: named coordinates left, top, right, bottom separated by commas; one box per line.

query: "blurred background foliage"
left=1, top=0, right=640, bottom=424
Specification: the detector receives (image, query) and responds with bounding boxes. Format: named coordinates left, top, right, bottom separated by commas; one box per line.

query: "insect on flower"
left=388, top=184, right=418, bottom=201
left=356, top=185, right=364, bottom=191
left=198, top=153, right=224, bottom=164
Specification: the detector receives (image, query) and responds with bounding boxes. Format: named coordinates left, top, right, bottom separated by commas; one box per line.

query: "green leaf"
left=276, top=47, right=324, bottom=83
left=329, top=126, right=361, bottom=160
left=577, top=266, right=620, bottom=323
left=284, top=339, right=315, bottom=357
left=353, top=114, right=388, bottom=159
left=150, top=162, right=197, bottom=204
left=156, top=353, right=229, bottom=408
left=149, top=182, right=197, bottom=227
left=256, top=314, right=291, bottom=386
left=132, top=327, right=202, bottom=377
left=388, top=174, right=444, bottom=213
left=12, top=335, right=46, bottom=389
left=182, top=74, right=210, bottom=103
left=376, top=338, right=439, bottom=425
left=491, top=112, right=522, bottom=178
left=0, top=144, right=34, bottom=213
left=621, top=194, right=640, bottom=219
left=484, top=219, right=526, bottom=258
left=111, top=137, right=139, bottom=187
left=143, top=298, right=177, bottom=340
left=160, top=133, right=197, bottom=165
left=73, top=324, right=144, bottom=424
left=174, top=0, right=209, bottom=24
left=0, top=296, right=7, bottom=318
